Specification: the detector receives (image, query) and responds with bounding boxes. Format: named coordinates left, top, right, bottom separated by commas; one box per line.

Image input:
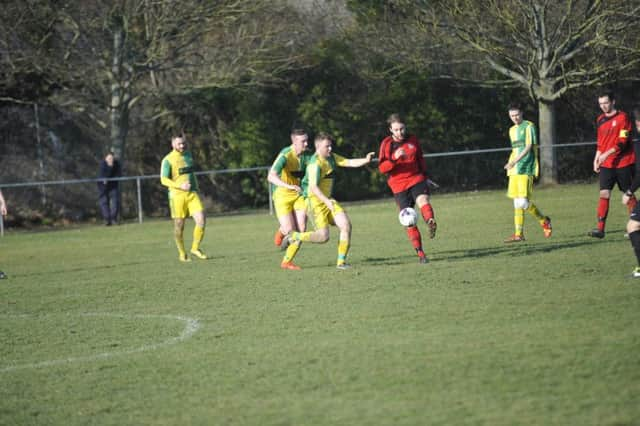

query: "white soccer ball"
left=398, top=207, right=418, bottom=227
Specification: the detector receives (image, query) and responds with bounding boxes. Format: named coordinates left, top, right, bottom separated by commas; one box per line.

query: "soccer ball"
left=398, top=207, right=417, bottom=227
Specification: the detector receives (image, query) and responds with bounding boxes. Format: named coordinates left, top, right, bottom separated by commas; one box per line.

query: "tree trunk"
left=109, top=15, right=130, bottom=166
left=537, top=100, right=557, bottom=184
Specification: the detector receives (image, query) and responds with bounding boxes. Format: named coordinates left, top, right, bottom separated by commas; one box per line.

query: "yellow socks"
left=292, top=231, right=312, bottom=242
left=283, top=240, right=301, bottom=263
left=191, top=225, right=205, bottom=252
left=337, top=239, right=350, bottom=265
left=527, top=203, right=545, bottom=223
left=514, top=208, right=524, bottom=236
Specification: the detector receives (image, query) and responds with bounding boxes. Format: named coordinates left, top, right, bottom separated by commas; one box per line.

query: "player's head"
left=633, top=106, right=640, bottom=131
left=171, top=135, right=187, bottom=152
left=508, top=102, right=523, bottom=125
left=387, top=113, right=406, bottom=142
left=314, top=132, right=333, bottom=158
left=290, top=128, right=309, bottom=155
left=597, top=90, right=616, bottom=115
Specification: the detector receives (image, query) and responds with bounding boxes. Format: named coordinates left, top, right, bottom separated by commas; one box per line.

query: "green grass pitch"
left=1, top=183, right=639, bottom=425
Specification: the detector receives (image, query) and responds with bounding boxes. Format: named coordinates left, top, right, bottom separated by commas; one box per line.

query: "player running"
left=267, top=128, right=311, bottom=270
left=281, top=132, right=375, bottom=270
left=160, top=135, right=208, bottom=262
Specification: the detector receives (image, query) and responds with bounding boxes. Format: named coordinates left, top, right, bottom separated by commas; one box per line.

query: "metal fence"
left=0, top=142, right=596, bottom=236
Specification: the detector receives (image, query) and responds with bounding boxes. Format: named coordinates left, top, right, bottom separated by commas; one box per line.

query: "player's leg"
left=396, top=191, right=427, bottom=263
left=332, top=204, right=351, bottom=269
left=280, top=199, right=309, bottom=269
left=274, top=194, right=297, bottom=248
left=627, top=202, right=640, bottom=277
left=173, top=218, right=189, bottom=261
left=170, top=192, right=190, bottom=261
left=590, top=168, right=615, bottom=238
left=188, top=194, right=208, bottom=259
left=413, top=181, right=436, bottom=239
left=280, top=212, right=303, bottom=269
left=521, top=176, right=552, bottom=238
left=287, top=202, right=330, bottom=244
left=617, top=165, right=637, bottom=215
left=505, top=175, right=526, bottom=242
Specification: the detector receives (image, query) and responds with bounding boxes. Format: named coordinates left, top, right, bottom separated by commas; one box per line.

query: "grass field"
left=1, top=183, right=639, bottom=425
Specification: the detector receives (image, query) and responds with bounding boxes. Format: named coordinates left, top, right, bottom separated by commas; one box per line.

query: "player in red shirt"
left=589, top=91, right=636, bottom=238
left=622, top=107, right=640, bottom=277
left=378, top=113, right=436, bottom=264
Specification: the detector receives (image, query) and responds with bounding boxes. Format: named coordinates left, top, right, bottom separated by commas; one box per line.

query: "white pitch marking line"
left=0, top=313, right=201, bottom=373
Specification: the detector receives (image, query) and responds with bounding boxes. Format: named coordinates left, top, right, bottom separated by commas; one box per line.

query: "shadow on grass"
left=362, top=232, right=626, bottom=266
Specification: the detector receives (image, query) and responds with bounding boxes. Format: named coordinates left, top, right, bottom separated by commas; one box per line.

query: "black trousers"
left=98, top=186, right=120, bottom=224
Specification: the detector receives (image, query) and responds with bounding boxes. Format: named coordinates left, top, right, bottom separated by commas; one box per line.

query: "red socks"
left=420, top=203, right=434, bottom=222
left=406, top=226, right=424, bottom=254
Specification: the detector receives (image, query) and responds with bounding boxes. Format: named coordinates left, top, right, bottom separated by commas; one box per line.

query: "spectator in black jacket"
left=98, top=151, right=121, bottom=226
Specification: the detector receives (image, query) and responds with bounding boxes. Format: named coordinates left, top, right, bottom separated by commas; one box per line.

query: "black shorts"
left=599, top=165, right=634, bottom=192
left=631, top=202, right=640, bottom=223
left=394, top=180, right=430, bottom=210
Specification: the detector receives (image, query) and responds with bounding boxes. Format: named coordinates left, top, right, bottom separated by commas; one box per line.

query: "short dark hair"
left=597, top=90, right=615, bottom=101
left=508, top=102, right=523, bottom=112
left=314, top=132, right=333, bottom=145
left=291, top=128, right=307, bottom=136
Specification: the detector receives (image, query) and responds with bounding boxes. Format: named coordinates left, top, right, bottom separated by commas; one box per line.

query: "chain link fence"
left=0, top=142, right=597, bottom=235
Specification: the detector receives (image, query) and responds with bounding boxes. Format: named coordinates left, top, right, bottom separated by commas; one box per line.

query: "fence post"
left=136, top=177, right=143, bottom=224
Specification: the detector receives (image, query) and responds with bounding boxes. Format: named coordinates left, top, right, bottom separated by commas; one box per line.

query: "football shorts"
left=507, top=175, right=533, bottom=199
left=310, top=198, right=344, bottom=229
left=273, top=190, right=306, bottom=218
left=169, top=190, right=204, bottom=219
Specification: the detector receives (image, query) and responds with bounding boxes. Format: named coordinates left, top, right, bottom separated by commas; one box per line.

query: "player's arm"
left=377, top=140, right=395, bottom=174
left=505, top=144, right=532, bottom=170
left=267, top=156, right=301, bottom=192
left=160, top=158, right=188, bottom=191
left=615, top=115, right=633, bottom=153
left=505, top=125, right=534, bottom=170
left=342, top=152, right=375, bottom=168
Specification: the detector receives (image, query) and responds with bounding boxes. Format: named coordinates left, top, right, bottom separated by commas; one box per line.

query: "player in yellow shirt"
left=282, top=132, right=375, bottom=270
left=160, top=135, right=208, bottom=262
left=503, top=103, right=552, bottom=242
left=267, top=128, right=311, bottom=270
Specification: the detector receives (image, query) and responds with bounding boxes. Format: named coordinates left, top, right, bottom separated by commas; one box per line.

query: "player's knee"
left=513, top=197, right=529, bottom=209
left=317, top=228, right=330, bottom=243
left=627, top=220, right=640, bottom=234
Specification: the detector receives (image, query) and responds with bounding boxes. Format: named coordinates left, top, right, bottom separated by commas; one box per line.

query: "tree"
left=1, top=0, right=314, bottom=164
left=347, top=0, right=640, bottom=183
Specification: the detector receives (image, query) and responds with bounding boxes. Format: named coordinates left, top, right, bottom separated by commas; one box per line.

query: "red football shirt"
left=377, top=134, right=428, bottom=194
left=597, top=110, right=634, bottom=169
